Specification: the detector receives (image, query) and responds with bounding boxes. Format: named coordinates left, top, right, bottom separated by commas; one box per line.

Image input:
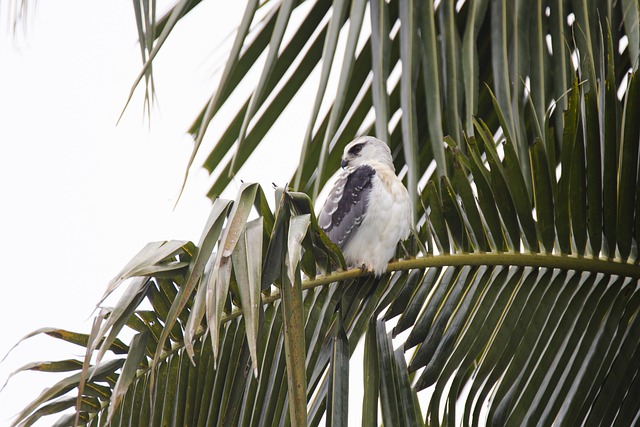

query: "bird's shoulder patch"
left=319, top=165, right=376, bottom=247
left=333, top=164, right=375, bottom=223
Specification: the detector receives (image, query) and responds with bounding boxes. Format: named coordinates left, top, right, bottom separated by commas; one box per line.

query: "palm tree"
left=6, top=0, right=640, bottom=425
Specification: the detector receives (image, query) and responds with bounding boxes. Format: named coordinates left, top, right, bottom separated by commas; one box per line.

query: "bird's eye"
left=349, top=144, right=364, bottom=155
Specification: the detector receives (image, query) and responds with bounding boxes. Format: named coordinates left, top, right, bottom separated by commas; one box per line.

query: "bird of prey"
left=318, top=136, right=412, bottom=276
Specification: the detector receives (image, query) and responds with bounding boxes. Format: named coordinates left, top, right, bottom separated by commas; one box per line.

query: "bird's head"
left=341, top=136, right=395, bottom=170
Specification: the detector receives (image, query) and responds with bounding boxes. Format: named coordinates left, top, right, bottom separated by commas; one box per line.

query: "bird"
left=318, top=136, right=412, bottom=276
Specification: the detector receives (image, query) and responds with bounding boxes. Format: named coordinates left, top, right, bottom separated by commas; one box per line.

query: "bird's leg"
left=360, top=263, right=368, bottom=274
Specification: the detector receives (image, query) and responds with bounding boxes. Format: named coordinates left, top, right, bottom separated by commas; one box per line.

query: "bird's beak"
left=341, top=159, right=348, bottom=168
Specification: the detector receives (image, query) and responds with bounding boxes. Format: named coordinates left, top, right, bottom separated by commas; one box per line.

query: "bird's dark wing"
left=318, top=165, right=376, bottom=249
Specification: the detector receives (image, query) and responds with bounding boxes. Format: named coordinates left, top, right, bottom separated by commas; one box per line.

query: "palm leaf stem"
left=220, top=253, right=640, bottom=323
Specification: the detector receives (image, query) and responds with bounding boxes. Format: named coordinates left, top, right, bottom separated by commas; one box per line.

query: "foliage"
left=5, top=0, right=640, bottom=425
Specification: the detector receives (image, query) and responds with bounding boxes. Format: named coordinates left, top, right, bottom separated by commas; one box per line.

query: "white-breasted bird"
left=318, top=136, right=412, bottom=276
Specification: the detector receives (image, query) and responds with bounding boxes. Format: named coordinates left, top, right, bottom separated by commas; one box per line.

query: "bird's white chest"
left=342, top=172, right=411, bottom=274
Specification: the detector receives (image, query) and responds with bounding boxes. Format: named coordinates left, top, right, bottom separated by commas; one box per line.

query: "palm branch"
left=5, top=0, right=640, bottom=425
